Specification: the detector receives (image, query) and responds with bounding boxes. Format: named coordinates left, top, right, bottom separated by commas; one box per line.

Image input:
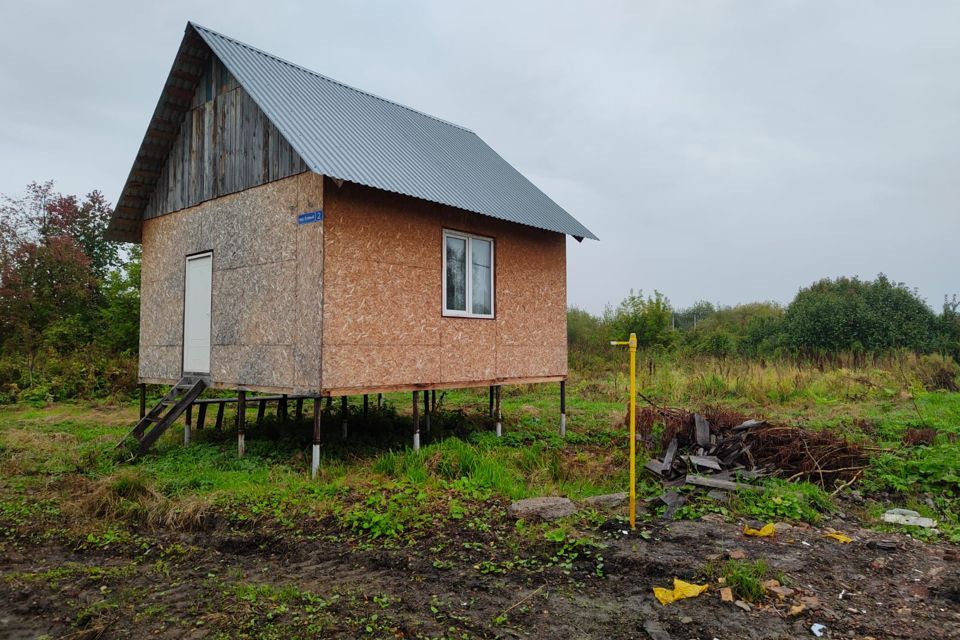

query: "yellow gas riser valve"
left=610, top=332, right=637, bottom=529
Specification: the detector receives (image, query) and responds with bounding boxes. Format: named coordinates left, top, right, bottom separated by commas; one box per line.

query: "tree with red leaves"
left=0, top=236, right=96, bottom=378
left=0, top=181, right=130, bottom=391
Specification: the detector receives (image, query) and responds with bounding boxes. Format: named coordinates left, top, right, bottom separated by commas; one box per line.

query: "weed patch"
left=705, top=559, right=772, bottom=602
left=735, top=480, right=833, bottom=524
left=340, top=483, right=429, bottom=539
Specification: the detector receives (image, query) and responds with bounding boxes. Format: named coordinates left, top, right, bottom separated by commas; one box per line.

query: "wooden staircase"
left=119, top=375, right=208, bottom=456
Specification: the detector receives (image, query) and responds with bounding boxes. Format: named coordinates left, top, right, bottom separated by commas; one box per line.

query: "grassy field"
left=1, top=358, right=958, bottom=638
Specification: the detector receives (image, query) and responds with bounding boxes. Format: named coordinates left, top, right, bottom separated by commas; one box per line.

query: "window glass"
left=445, top=235, right=467, bottom=311
left=470, top=238, right=492, bottom=315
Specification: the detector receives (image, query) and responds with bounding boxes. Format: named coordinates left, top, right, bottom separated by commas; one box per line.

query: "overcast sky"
left=1, top=1, right=957, bottom=313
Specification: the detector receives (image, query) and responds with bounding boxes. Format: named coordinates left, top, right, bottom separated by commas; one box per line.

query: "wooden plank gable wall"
left=143, top=57, right=307, bottom=219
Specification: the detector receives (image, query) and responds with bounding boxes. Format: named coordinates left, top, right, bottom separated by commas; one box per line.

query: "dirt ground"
left=2, top=501, right=958, bottom=640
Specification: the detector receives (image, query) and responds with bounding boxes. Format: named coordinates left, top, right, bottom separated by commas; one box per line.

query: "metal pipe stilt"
left=311, top=397, right=321, bottom=479
left=560, top=379, right=567, bottom=438
left=424, top=389, right=431, bottom=434
left=237, top=390, right=246, bottom=457
left=413, top=390, right=420, bottom=451
left=495, top=385, right=502, bottom=437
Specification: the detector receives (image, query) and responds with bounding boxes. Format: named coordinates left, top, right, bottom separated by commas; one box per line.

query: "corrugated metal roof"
left=188, top=22, right=596, bottom=240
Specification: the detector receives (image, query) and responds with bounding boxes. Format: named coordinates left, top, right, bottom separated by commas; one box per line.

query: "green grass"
left=372, top=434, right=626, bottom=501
left=672, top=479, right=833, bottom=525
left=4, top=562, right=138, bottom=588
left=737, top=479, right=833, bottom=524
left=705, top=559, right=772, bottom=602
left=0, top=357, right=958, bottom=548
left=0, top=356, right=956, bottom=640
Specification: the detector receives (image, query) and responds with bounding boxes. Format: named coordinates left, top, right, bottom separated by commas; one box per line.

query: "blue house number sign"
left=298, top=210, right=323, bottom=225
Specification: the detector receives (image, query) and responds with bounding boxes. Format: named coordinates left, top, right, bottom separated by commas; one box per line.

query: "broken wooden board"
left=694, top=413, right=711, bottom=447
left=685, top=474, right=766, bottom=492
left=682, top=455, right=722, bottom=471
left=658, top=490, right=685, bottom=519
left=719, top=447, right=745, bottom=467
left=658, top=490, right=683, bottom=507
left=662, top=436, right=678, bottom=469
left=732, top=468, right=764, bottom=481
left=644, top=459, right=665, bottom=476
left=733, top=419, right=766, bottom=431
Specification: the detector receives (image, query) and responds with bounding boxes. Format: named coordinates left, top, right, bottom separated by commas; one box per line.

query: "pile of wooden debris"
left=632, top=405, right=867, bottom=514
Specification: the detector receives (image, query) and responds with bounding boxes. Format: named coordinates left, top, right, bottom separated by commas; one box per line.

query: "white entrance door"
left=183, top=253, right=213, bottom=374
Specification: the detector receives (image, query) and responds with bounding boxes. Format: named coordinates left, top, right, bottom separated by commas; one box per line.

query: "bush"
left=18, top=383, right=53, bottom=407
left=603, top=290, right=674, bottom=349
left=867, top=443, right=960, bottom=496
left=0, top=181, right=138, bottom=403
left=911, top=354, right=959, bottom=392
left=0, top=348, right=137, bottom=402
left=568, top=275, right=958, bottom=368
left=782, top=275, right=938, bottom=355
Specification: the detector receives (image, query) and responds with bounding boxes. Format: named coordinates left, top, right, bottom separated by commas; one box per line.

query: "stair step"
left=117, top=375, right=208, bottom=455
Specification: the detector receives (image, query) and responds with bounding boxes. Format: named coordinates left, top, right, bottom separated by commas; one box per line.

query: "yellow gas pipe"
left=610, top=332, right=637, bottom=529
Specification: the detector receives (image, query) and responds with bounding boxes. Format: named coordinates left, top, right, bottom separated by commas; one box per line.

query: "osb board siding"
left=323, top=376, right=565, bottom=397
left=142, top=57, right=306, bottom=221
left=293, top=176, right=325, bottom=391
left=324, top=345, right=441, bottom=390
left=138, top=173, right=324, bottom=394
left=323, top=259, right=440, bottom=346
left=139, top=346, right=182, bottom=382
left=211, top=345, right=294, bottom=389
left=321, top=181, right=567, bottom=390
left=211, top=261, right=295, bottom=346
left=440, top=318, right=497, bottom=382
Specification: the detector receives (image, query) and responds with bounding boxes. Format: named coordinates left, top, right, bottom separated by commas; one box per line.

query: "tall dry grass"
left=571, top=350, right=958, bottom=407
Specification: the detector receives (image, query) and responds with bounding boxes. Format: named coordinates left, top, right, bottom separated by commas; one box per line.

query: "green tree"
left=697, top=329, right=736, bottom=358
left=740, top=312, right=785, bottom=357
left=678, top=302, right=784, bottom=358
left=97, top=246, right=141, bottom=354
left=782, top=275, right=937, bottom=355
left=0, top=236, right=96, bottom=381
left=938, top=295, right=960, bottom=359
left=45, top=191, right=118, bottom=279
left=604, top=290, right=674, bottom=349
left=0, top=180, right=133, bottom=395
left=673, top=300, right=716, bottom=331
left=567, top=306, right=605, bottom=352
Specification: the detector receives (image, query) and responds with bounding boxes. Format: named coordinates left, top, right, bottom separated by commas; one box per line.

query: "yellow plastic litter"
left=653, top=578, right=709, bottom=605
left=824, top=531, right=853, bottom=543
left=743, top=523, right=776, bottom=537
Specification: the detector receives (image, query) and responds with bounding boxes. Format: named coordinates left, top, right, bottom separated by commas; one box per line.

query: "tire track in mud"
left=2, top=515, right=959, bottom=639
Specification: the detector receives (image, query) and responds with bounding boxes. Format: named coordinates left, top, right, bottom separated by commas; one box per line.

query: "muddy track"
left=2, top=512, right=958, bottom=639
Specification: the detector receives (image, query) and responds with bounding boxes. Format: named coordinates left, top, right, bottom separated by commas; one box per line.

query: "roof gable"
left=109, top=22, right=596, bottom=242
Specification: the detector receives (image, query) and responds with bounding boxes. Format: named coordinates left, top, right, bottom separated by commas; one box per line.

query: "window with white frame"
left=443, top=230, right=494, bottom=318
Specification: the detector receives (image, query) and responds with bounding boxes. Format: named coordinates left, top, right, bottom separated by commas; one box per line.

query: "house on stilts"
left=107, top=22, right=597, bottom=474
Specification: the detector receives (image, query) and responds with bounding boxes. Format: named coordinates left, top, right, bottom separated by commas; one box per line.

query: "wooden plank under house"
left=109, top=22, right=596, bottom=471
